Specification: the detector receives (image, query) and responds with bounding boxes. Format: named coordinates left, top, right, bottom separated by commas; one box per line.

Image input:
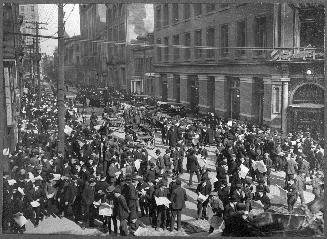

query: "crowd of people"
left=2, top=85, right=324, bottom=236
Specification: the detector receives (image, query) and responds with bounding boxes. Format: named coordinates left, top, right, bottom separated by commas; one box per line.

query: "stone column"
left=154, top=73, right=162, bottom=99
left=167, top=73, right=175, bottom=102
left=281, top=78, right=290, bottom=135
left=239, top=77, right=256, bottom=121
left=179, top=74, right=188, bottom=104
left=198, top=75, right=209, bottom=113
left=263, top=77, right=272, bottom=123
left=214, top=75, right=228, bottom=117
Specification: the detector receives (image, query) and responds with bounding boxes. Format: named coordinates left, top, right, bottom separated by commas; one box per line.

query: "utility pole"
left=0, top=4, right=5, bottom=234
left=25, top=21, right=47, bottom=104
left=58, top=3, right=65, bottom=165
left=324, top=2, right=327, bottom=235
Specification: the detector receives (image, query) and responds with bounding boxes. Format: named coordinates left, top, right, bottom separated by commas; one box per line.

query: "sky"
left=39, top=4, right=80, bottom=56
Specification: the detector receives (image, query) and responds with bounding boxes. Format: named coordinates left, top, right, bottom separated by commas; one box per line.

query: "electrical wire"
left=64, top=4, right=76, bottom=25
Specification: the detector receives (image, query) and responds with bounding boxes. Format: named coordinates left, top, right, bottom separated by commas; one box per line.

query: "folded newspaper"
left=14, top=215, right=27, bottom=227
left=155, top=197, right=171, bottom=207
left=30, top=200, right=40, bottom=207
left=197, top=193, right=209, bottom=202
left=239, top=164, right=249, bottom=179
left=99, top=203, right=113, bottom=216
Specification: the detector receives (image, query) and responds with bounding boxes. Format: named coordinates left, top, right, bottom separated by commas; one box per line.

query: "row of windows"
left=156, top=16, right=267, bottom=62
left=134, top=57, right=153, bottom=75
left=107, top=24, right=126, bottom=42
left=20, top=5, right=35, bottom=12
left=156, top=4, right=230, bottom=29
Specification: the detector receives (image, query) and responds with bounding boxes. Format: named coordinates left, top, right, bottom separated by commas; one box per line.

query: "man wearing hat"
left=145, top=179, right=157, bottom=227
left=102, top=185, right=117, bottom=234
left=187, top=149, right=200, bottom=186
left=154, top=180, right=169, bottom=230
left=163, top=149, right=172, bottom=175
left=295, top=169, right=306, bottom=205
left=155, top=149, right=165, bottom=174
left=121, top=174, right=138, bottom=222
left=113, top=187, right=130, bottom=236
left=81, top=176, right=96, bottom=229
left=285, top=178, right=298, bottom=213
left=196, top=174, right=212, bottom=220
left=254, top=179, right=271, bottom=211
left=208, top=191, right=224, bottom=234
left=170, top=179, right=187, bottom=231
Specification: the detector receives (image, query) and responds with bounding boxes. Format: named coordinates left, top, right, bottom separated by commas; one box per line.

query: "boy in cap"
left=285, top=178, right=298, bottom=213
left=102, top=185, right=117, bottom=234
left=196, top=174, right=212, bottom=220
left=208, top=191, right=224, bottom=234
left=113, top=187, right=130, bottom=236
left=154, top=180, right=169, bottom=230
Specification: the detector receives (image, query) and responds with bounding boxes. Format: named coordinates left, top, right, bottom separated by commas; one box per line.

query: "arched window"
left=113, top=5, right=117, bottom=19
left=118, top=4, right=123, bottom=16
left=293, top=84, right=324, bottom=104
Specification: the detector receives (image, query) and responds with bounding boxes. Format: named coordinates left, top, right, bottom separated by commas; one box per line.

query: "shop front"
left=288, top=83, right=324, bottom=137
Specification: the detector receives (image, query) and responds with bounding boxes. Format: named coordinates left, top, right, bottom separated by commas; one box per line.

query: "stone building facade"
left=152, top=3, right=324, bottom=135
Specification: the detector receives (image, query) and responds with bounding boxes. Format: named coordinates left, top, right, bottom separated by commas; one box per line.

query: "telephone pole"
left=58, top=3, right=65, bottom=164
left=25, top=21, right=47, bottom=104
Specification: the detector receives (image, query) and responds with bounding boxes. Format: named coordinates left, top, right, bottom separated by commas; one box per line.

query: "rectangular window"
left=157, top=38, right=162, bottom=62
left=164, top=37, right=169, bottom=61
left=119, top=24, right=125, bottom=41
left=273, top=86, right=281, bottom=113
left=184, top=33, right=191, bottom=60
left=221, top=24, right=229, bottom=57
left=20, top=6, right=24, bottom=12
left=255, top=16, right=267, bottom=55
left=108, top=28, right=112, bottom=41
left=194, top=30, right=202, bottom=59
left=31, top=6, right=34, bottom=12
left=172, top=4, right=179, bottom=24
left=184, top=4, right=190, bottom=20
left=194, top=4, right=202, bottom=16
left=163, top=4, right=169, bottom=26
left=206, top=27, right=215, bottom=59
left=237, top=20, right=246, bottom=56
left=156, top=6, right=161, bottom=29
left=113, top=26, right=118, bottom=41
left=173, top=34, right=180, bottom=60
left=219, top=4, right=230, bottom=9
left=206, top=4, right=215, bottom=13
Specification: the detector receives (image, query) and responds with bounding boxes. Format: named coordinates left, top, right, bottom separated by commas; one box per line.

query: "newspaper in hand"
left=14, top=215, right=27, bottom=227
left=239, top=164, right=249, bottom=179
left=134, top=159, right=141, bottom=171
left=197, top=193, right=209, bottom=202
left=155, top=196, right=171, bottom=207
left=276, top=184, right=288, bottom=199
left=31, top=200, right=40, bottom=207
left=99, top=203, right=113, bottom=216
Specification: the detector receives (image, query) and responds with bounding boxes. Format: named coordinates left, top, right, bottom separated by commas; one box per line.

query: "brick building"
left=152, top=3, right=324, bottom=135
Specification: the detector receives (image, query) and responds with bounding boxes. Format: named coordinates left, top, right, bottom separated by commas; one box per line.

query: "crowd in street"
left=2, top=85, right=324, bottom=236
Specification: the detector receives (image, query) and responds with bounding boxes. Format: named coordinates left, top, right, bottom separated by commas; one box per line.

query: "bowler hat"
left=106, top=185, right=115, bottom=193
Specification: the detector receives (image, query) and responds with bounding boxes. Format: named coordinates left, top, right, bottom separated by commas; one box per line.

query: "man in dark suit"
left=187, top=149, right=200, bottom=186
left=113, top=187, right=130, bottom=236
left=170, top=179, right=187, bottom=231
left=121, top=175, right=138, bottom=222
left=81, top=177, right=96, bottom=229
